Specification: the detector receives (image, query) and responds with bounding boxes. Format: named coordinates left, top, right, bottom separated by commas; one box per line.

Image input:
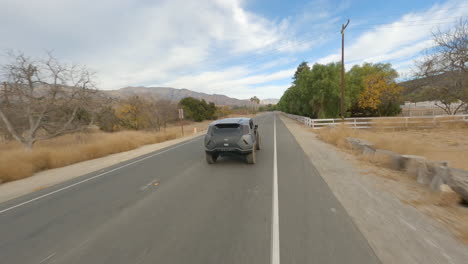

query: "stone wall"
left=346, top=137, right=468, bottom=203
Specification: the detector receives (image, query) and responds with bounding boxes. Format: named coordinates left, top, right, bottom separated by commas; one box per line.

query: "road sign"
left=178, top=109, right=184, bottom=136
left=178, top=108, right=184, bottom=119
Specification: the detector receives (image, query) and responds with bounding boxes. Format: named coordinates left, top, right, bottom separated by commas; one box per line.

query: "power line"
left=240, top=18, right=463, bottom=66
left=359, top=15, right=466, bottom=27
left=352, top=19, right=465, bottom=30
left=158, top=14, right=466, bottom=79
left=187, top=16, right=465, bottom=69
left=346, top=5, right=468, bottom=20
left=174, top=32, right=337, bottom=71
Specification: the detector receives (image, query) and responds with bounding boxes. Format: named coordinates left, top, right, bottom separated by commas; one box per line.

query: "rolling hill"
left=399, top=72, right=464, bottom=102
left=104, top=86, right=256, bottom=106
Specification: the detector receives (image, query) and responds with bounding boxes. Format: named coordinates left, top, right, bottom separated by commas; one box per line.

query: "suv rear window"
left=213, top=124, right=241, bottom=135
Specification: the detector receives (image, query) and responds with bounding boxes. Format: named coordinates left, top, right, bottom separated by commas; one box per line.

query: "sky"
left=0, top=0, right=467, bottom=100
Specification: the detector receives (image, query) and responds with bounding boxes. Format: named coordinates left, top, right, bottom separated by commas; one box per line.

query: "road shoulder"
left=0, top=132, right=204, bottom=204
left=279, top=115, right=468, bottom=264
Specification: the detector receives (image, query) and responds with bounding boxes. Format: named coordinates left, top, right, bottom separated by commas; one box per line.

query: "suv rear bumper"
left=205, top=147, right=253, bottom=155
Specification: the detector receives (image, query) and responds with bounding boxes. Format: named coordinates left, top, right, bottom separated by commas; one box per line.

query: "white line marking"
left=39, top=252, right=56, bottom=264
left=140, top=179, right=160, bottom=191
left=0, top=137, right=202, bottom=215
left=400, top=218, right=417, bottom=231
left=271, top=113, right=280, bottom=264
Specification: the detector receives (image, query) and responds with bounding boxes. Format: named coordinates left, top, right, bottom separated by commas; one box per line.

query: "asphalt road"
left=0, top=112, right=380, bottom=264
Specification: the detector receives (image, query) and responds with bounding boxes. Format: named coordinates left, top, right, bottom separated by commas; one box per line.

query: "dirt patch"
left=310, top=120, right=468, bottom=244
left=314, top=125, right=468, bottom=171
left=359, top=161, right=468, bottom=244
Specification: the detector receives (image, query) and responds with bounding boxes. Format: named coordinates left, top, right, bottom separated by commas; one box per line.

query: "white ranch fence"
left=284, top=113, right=468, bottom=129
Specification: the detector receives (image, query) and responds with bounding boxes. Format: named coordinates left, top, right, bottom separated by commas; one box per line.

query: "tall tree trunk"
left=24, top=139, right=34, bottom=149
left=0, top=108, right=24, bottom=144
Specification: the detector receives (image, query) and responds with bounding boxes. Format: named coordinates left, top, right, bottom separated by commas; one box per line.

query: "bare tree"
left=154, top=99, right=177, bottom=131
left=415, top=18, right=468, bottom=115
left=0, top=52, right=96, bottom=148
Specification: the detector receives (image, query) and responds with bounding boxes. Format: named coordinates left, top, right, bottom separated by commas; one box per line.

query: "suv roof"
left=209, top=118, right=251, bottom=126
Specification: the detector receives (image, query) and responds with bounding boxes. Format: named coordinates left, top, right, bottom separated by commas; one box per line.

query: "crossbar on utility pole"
left=341, top=19, right=350, bottom=120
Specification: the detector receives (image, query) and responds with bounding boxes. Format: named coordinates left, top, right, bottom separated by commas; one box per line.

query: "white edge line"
left=0, top=136, right=202, bottom=215
left=39, top=252, right=56, bottom=264
left=271, top=113, right=280, bottom=264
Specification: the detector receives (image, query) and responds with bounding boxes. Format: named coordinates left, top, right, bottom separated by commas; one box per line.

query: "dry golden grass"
left=0, top=120, right=213, bottom=184
left=370, top=116, right=468, bottom=130
left=315, top=124, right=468, bottom=170
left=314, top=124, right=359, bottom=149
left=0, top=131, right=177, bottom=183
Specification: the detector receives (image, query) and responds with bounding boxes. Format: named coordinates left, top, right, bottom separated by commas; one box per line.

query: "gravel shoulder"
left=280, top=115, right=468, bottom=264
left=0, top=131, right=205, bottom=204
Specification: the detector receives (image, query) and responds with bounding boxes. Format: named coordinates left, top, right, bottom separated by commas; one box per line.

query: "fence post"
left=311, top=119, right=315, bottom=129
left=354, top=118, right=356, bottom=128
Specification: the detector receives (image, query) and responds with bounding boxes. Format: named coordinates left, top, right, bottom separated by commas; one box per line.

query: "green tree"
left=278, top=62, right=342, bottom=118
left=278, top=61, right=402, bottom=118
left=347, top=63, right=401, bottom=116
left=179, top=97, right=217, bottom=122
left=293, top=61, right=310, bottom=81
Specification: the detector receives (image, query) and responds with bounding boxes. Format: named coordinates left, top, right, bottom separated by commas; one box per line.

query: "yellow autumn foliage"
left=358, top=73, right=402, bottom=110
left=116, top=103, right=151, bottom=130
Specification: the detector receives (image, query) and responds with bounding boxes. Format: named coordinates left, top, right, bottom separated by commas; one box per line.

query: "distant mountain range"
left=104, top=86, right=278, bottom=106
left=261, top=98, right=279, bottom=105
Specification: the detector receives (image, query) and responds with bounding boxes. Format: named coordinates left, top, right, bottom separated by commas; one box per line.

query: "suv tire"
left=246, top=147, right=256, bottom=164
left=206, top=153, right=218, bottom=164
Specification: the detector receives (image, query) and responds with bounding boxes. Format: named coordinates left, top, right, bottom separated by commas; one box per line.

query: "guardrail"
left=284, top=113, right=468, bottom=129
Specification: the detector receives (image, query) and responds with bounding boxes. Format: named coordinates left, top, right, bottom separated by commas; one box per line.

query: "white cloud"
left=0, top=0, right=301, bottom=94
left=158, top=66, right=294, bottom=99
left=316, top=0, right=468, bottom=75
left=1, top=0, right=465, bottom=101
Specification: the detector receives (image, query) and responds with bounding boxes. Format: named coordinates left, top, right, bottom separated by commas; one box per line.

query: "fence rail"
left=284, top=113, right=468, bottom=129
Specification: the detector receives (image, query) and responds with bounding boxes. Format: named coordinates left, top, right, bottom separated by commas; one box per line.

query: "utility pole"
left=340, top=19, right=350, bottom=120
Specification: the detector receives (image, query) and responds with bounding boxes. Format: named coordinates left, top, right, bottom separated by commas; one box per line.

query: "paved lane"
left=0, top=113, right=379, bottom=264
left=276, top=116, right=380, bottom=263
